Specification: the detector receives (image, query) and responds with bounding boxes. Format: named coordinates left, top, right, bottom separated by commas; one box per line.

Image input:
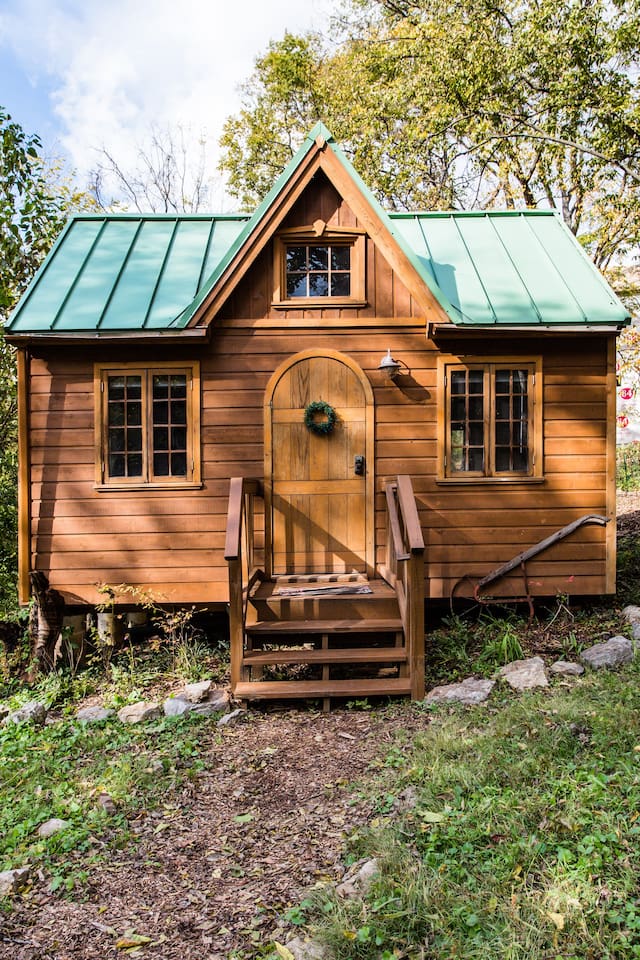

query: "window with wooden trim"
left=273, top=227, right=366, bottom=306
left=440, top=360, right=541, bottom=479
left=95, top=363, right=200, bottom=487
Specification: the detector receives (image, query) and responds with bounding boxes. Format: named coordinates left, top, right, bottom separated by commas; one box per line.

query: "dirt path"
left=0, top=707, right=428, bottom=960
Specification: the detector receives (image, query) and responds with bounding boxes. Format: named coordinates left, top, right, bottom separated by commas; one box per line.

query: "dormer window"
left=285, top=244, right=351, bottom=298
left=273, top=222, right=366, bottom=307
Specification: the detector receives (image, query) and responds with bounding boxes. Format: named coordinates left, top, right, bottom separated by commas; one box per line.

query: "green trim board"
left=7, top=127, right=630, bottom=334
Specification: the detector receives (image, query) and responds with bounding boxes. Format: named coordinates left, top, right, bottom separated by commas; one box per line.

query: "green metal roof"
left=390, top=210, right=629, bottom=327
left=7, top=125, right=630, bottom=334
left=7, top=214, right=249, bottom=333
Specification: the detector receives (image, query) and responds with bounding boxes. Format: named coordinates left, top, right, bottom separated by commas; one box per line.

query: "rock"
left=76, top=705, right=113, bottom=723
left=425, top=677, right=495, bottom=705
left=207, top=687, right=231, bottom=709
left=217, top=708, right=246, bottom=727
left=163, top=696, right=192, bottom=717
left=96, top=793, right=116, bottom=814
left=0, top=704, right=9, bottom=721
left=4, top=701, right=47, bottom=726
left=0, top=866, right=31, bottom=897
left=336, top=858, right=379, bottom=898
left=550, top=660, right=584, bottom=676
left=500, top=657, right=548, bottom=691
left=183, top=680, right=212, bottom=703
left=622, top=606, right=640, bottom=640
left=190, top=700, right=227, bottom=717
left=37, top=818, right=71, bottom=838
left=580, top=636, right=634, bottom=670
left=285, top=936, right=329, bottom=960
left=117, top=701, right=162, bottom=724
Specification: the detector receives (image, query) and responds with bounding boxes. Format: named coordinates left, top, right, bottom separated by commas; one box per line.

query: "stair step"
left=243, top=646, right=407, bottom=666
left=246, top=618, right=403, bottom=635
left=234, top=677, right=412, bottom=700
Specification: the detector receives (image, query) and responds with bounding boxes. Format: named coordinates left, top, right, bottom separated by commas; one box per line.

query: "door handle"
left=354, top=455, right=365, bottom=476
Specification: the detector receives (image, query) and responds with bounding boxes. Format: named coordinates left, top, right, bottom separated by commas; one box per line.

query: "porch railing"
left=380, top=476, right=425, bottom=700
left=224, top=478, right=264, bottom=688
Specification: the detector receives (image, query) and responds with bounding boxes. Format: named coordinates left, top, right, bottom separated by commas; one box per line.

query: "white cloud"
left=1, top=0, right=333, bottom=202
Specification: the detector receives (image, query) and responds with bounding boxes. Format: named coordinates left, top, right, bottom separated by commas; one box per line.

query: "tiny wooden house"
left=7, top=125, right=630, bottom=702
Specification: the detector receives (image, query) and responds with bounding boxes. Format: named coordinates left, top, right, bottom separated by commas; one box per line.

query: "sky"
left=0, top=0, right=335, bottom=208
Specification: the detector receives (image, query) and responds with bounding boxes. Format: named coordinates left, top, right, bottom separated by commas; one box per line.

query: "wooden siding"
left=24, top=178, right=614, bottom=606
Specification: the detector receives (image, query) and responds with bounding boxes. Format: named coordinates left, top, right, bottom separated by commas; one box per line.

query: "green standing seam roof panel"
left=100, top=219, right=176, bottom=330
left=6, top=126, right=630, bottom=334
left=13, top=218, right=104, bottom=331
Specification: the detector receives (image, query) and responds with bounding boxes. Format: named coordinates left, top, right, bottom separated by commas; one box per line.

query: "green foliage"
left=617, top=442, right=640, bottom=492
left=220, top=0, right=640, bottom=268
left=0, top=108, right=94, bottom=615
left=284, top=659, right=640, bottom=959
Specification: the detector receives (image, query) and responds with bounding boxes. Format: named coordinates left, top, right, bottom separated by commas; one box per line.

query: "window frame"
left=437, top=355, right=543, bottom=482
left=272, top=224, right=366, bottom=308
left=94, top=361, right=201, bottom=490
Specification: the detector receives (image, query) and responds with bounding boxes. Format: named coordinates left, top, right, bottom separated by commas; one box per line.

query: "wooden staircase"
left=225, top=477, right=425, bottom=707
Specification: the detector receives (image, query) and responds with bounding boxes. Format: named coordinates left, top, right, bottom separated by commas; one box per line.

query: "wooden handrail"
left=225, top=477, right=263, bottom=690
left=382, top=476, right=425, bottom=701
left=396, top=475, right=425, bottom=553
left=384, top=483, right=409, bottom=562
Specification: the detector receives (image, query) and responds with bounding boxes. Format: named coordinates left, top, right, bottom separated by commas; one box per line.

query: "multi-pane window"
left=96, top=364, right=199, bottom=486
left=444, top=362, right=538, bottom=478
left=285, top=244, right=351, bottom=298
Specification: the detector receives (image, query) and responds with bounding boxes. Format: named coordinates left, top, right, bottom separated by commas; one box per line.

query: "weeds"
left=276, top=659, right=640, bottom=959
left=617, top=442, right=640, bottom=491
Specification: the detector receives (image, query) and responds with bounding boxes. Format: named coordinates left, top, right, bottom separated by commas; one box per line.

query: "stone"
left=500, top=657, right=548, bottom=691
left=550, top=660, right=584, bottom=677
left=37, top=818, right=71, bottom=838
left=207, top=687, right=231, bottom=709
left=285, top=936, right=329, bottom=960
left=393, top=785, right=418, bottom=811
left=425, top=677, right=495, bottom=705
left=0, top=866, right=31, bottom=897
left=117, top=701, right=162, bottom=724
left=622, top=606, right=640, bottom=641
left=96, top=793, right=116, bottom=814
left=580, top=636, right=634, bottom=670
left=217, top=708, right=246, bottom=727
left=4, top=701, right=47, bottom=726
left=163, top=696, right=192, bottom=717
left=336, top=858, right=379, bottom=898
left=183, top=679, right=212, bottom=703
left=76, top=705, right=113, bottom=723
left=190, top=699, right=227, bottom=717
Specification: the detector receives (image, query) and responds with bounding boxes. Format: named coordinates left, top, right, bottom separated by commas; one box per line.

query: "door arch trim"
left=264, top=349, right=375, bottom=577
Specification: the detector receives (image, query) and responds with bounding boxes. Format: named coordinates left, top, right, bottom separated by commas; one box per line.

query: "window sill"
left=95, top=481, right=203, bottom=492
left=436, top=476, right=545, bottom=485
left=271, top=299, right=368, bottom=310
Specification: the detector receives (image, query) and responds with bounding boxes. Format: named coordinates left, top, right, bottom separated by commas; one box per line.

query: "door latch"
left=354, top=455, right=365, bottom=476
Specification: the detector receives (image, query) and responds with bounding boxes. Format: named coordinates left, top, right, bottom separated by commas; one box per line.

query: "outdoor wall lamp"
left=378, top=348, right=408, bottom=380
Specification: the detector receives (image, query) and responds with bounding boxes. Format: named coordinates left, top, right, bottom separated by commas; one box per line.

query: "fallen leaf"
left=548, top=912, right=565, bottom=930
left=421, top=811, right=445, bottom=823
left=338, top=732, right=356, bottom=740
left=115, top=934, right=152, bottom=949
left=234, top=813, right=254, bottom=824
left=274, top=942, right=295, bottom=960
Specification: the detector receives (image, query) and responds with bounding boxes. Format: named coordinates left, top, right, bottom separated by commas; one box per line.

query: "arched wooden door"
left=265, top=349, right=375, bottom=576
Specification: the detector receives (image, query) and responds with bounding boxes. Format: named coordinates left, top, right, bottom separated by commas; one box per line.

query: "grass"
left=0, top=704, right=210, bottom=894
left=269, top=662, right=640, bottom=959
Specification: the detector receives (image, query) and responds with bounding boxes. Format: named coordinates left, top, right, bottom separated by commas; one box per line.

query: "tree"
left=89, top=123, right=220, bottom=213
left=219, top=0, right=640, bottom=266
left=0, top=108, right=90, bottom=614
